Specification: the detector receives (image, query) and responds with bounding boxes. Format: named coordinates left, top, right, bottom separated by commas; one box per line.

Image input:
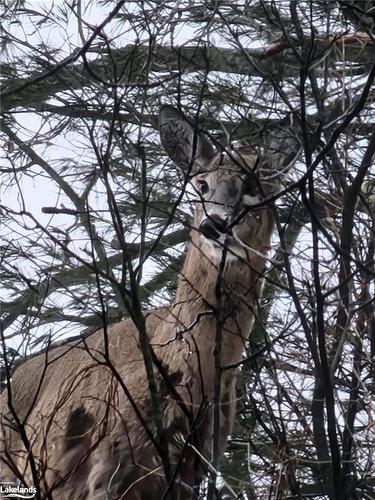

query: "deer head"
left=159, top=105, right=277, bottom=261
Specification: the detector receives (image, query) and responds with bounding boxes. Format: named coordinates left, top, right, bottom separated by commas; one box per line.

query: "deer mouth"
left=199, top=215, right=241, bottom=256
left=199, top=214, right=232, bottom=241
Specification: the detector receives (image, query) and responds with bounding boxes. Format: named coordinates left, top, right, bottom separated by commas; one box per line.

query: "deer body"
left=1, top=106, right=276, bottom=499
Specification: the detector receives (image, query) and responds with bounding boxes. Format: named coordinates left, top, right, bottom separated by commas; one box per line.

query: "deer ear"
left=159, top=105, right=215, bottom=174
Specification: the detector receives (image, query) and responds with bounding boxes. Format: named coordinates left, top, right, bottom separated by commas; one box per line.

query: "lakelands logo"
left=0, top=481, right=36, bottom=498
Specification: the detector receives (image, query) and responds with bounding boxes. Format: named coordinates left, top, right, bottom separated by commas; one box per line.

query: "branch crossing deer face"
left=159, top=105, right=274, bottom=261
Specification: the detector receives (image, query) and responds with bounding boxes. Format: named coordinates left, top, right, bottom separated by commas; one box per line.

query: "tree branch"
left=2, top=34, right=374, bottom=113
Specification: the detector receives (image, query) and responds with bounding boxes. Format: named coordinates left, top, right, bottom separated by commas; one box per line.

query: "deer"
left=1, top=105, right=288, bottom=499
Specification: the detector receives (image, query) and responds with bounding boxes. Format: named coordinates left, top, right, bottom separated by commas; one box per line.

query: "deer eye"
left=197, top=179, right=209, bottom=195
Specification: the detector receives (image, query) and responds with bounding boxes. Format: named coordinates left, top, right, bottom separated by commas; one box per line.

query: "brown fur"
left=1, top=107, right=276, bottom=499
left=1, top=204, right=273, bottom=499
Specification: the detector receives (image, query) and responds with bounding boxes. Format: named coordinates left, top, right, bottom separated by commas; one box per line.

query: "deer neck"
left=171, top=225, right=266, bottom=368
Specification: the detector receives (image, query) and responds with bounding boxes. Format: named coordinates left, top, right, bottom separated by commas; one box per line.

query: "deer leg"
left=53, top=406, right=95, bottom=500
left=86, top=440, right=163, bottom=500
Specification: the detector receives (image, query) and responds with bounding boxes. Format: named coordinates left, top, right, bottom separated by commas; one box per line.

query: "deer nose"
left=199, top=214, right=227, bottom=241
